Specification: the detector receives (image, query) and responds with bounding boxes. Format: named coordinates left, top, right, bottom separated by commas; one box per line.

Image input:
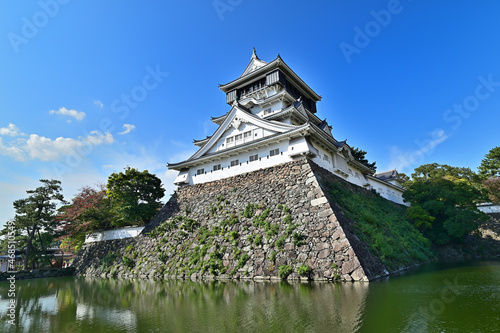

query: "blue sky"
left=1, top=1, right=500, bottom=226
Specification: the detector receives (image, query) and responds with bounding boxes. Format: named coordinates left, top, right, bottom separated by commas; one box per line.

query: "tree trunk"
left=23, top=228, right=36, bottom=271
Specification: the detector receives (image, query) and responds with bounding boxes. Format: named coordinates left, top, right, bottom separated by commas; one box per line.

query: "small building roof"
left=374, top=169, right=400, bottom=181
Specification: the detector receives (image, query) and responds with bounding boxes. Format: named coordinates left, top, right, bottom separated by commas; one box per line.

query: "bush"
left=275, top=236, right=285, bottom=250
left=297, top=264, right=312, bottom=276
left=278, top=264, right=293, bottom=279
left=292, top=232, right=305, bottom=247
left=122, top=255, right=135, bottom=268
left=242, top=203, right=255, bottom=218
left=237, top=253, right=250, bottom=269
left=178, top=216, right=200, bottom=232
left=99, top=252, right=117, bottom=272
left=158, top=252, right=168, bottom=263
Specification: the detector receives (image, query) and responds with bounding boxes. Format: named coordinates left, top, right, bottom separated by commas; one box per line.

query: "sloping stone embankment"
left=74, top=158, right=403, bottom=281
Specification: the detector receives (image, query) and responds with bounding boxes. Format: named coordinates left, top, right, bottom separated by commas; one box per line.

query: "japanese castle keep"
left=168, top=50, right=405, bottom=205
left=75, top=52, right=435, bottom=282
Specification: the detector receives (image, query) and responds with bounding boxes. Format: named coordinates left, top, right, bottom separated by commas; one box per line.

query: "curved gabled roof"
left=168, top=102, right=301, bottom=169
left=240, top=48, right=268, bottom=77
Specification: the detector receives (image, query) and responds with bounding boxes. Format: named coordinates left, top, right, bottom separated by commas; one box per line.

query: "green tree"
left=351, top=147, right=376, bottom=172
left=478, top=146, right=500, bottom=179
left=408, top=163, right=480, bottom=185
left=1, top=179, right=66, bottom=270
left=403, top=177, right=487, bottom=245
left=107, top=167, right=165, bottom=225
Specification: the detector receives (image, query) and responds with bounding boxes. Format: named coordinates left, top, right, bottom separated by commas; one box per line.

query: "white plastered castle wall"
left=188, top=140, right=292, bottom=185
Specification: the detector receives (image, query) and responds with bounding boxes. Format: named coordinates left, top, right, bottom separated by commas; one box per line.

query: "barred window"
left=270, top=148, right=280, bottom=156
left=249, top=154, right=258, bottom=162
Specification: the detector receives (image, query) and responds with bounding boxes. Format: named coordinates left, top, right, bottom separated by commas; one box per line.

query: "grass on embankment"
left=326, top=178, right=435, bottom=271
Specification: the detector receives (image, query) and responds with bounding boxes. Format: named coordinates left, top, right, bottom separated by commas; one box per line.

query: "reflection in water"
left=0, top=277, right=369, bottom=333
left=0, top=261, right=499, bottom=333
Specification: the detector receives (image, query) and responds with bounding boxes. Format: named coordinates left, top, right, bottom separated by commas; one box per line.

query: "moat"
left=1, top=260, right=499, bottom=332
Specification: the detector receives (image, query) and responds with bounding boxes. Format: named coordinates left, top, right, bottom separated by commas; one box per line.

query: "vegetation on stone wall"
left=146, top=198, right=301, bottom=279
left=326, top=177, right=435, bottom=270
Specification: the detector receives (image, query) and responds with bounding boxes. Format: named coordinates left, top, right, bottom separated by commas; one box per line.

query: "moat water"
left=0, top=261, right=499, bottom=332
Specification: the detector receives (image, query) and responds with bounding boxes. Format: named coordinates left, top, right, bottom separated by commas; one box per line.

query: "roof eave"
left=168, top=126, right=309, bottom=171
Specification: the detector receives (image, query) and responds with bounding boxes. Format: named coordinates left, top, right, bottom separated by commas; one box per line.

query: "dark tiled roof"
left=374, top=170, right=399, bottom=181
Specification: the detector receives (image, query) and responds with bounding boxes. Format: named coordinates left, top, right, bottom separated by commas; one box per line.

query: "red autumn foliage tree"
left=57, top=184, right=116, bottom=252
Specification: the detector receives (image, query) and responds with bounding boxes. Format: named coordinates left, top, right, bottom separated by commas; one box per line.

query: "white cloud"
left=94, top=100, right=104, bottom=109
left=0, top=137, right=26, bottom=161
left=23, top=132, right=114, bottom=161
left=0, top=122, right=115, bottom=164
left=49, top=107, right=86, bottom=121
left=118, top=124, right=136, bottom=135
left=388, top=129, right=450, bottom=172
left=0, top=123, right=22, bottom=137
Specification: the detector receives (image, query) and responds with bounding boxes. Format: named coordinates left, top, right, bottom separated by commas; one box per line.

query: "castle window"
left=235, top=134, right=242, bottom=141
left=249, top=154, right=258, bottom=162
left=263, top=108, right=272, bottom=115
left=197, top=168, right=204, bottom=175
left=270, top=148, right=280, bottom=156
left=230, top=159, right=239, bottom=167
left=213, top=164, right=221, bottom=171
left=244, top=131, right=252, bottom=138
left=323, top=154, right=330, bottom=162
left=226, top=137, right=234, bottom=144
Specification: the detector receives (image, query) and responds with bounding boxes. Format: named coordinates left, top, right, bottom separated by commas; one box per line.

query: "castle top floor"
left=219, top=49, right=321, bottom=115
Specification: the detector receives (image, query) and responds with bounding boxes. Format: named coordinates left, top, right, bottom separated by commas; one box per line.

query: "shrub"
left=297, top=264, right=312, bottom=276
left=331, top=262, right=341, bottom=281
left=266, top=224, right=279, bottom=239
left=242, top=203, right=255, bottom=218
left=292, top=232, right=305, bottom=247
left=99, top=252, right=117, bottom=271
left=253, top=208, right=271, bottom=227
left=221, top=216, right=239, bottom=227
left=228, top=230, right=239, bottom=240
left=237, top=253, right=250, bottom=269
left=278, top=264, right=293, bottom=279
left=158, top=252, right=168, bottom=263
left=122, top=255, right=135, bottom=268
left=178, top=216, right=200, bottom=232
left=253, top=234, right=263, bottom=246
left=275, top=236, right=285, bottom=250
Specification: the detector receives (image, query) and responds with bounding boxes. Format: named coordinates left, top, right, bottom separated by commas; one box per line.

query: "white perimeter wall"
left=477, top=204, right=500, bottom=214
left=85, top=226, right=145, bottom=243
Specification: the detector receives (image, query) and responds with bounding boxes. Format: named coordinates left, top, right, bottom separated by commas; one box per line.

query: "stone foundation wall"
left=74, top=158, right=397, bottom=281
